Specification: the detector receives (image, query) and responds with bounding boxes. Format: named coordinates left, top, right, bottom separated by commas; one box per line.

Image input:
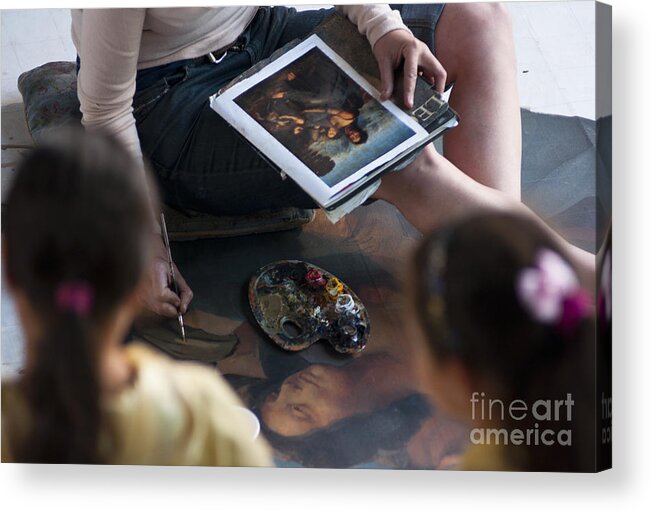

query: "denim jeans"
left=134, top=5, right=445, bottom=215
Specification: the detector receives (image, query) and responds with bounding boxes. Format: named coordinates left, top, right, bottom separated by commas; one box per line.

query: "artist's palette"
left=249, top=260, right=370, bottom=354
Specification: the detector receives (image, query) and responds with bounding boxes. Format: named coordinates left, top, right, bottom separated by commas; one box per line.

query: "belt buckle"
left=207, top=50, right=228, bottom=64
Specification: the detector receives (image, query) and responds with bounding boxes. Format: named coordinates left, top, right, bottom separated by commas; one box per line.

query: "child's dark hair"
left=410, top=213, right=596, bottom=471
left=3, top=129, right=156, bottom=463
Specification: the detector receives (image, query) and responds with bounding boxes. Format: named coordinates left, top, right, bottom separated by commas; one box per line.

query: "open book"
left=211, top=13, right=458, bottom=216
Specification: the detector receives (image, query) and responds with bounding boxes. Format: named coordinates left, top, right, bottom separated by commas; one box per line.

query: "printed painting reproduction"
left=214, top=34, right=429, bottom=207
left=234, top=46, right=417, bottom=187
left=2, top=2, right=611, bottom=474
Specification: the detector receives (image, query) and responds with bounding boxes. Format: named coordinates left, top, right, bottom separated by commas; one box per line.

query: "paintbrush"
left=160, top=213, right=186, bottom=343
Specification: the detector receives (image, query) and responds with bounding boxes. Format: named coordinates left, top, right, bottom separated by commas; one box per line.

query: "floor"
left=0, top=2, right=599, bottom=378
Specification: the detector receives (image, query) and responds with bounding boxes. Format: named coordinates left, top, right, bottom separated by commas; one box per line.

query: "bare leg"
left=435, top=3, right=522, bottom=199
left=372, top=4, right=593, bottom=283
left=373, top=145, right=595, bottom=286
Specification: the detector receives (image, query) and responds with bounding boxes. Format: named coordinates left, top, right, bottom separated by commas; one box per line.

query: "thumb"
left=378, top=55, right=395, bottom=101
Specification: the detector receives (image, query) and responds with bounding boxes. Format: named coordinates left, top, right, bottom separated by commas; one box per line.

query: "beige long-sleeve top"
left=71, top=6, right=409, bottom=161
left=2, top=343, right=272, bottom=466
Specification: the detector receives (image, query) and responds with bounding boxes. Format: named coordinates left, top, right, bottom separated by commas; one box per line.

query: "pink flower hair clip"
left=516, top=249, right=592, bottom=335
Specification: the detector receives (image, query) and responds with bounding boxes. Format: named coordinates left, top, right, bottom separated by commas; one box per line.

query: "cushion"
left=17, top=61, right=81, bottom=143
left=162, top=204, right=315, bottom=241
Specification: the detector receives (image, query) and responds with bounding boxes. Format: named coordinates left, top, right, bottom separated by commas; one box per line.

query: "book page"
left=212, top=35, right=428, bottom=206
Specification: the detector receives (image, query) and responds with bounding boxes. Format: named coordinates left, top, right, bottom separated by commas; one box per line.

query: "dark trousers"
left=134, top=5, right=445, bottom=215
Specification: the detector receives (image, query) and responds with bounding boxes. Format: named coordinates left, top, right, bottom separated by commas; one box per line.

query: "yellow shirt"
left=460, top=443, right=519, bottom=472
left=1, top=343, right=272, bottom=467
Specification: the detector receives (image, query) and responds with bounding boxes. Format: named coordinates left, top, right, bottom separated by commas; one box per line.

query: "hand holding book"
left=211, top=13, right=459, bottom=216
left=373, top=28, right=448, bottom=108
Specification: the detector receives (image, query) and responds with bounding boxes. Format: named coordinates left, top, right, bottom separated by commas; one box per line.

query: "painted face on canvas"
left=261, top=364, right=357, bottom=437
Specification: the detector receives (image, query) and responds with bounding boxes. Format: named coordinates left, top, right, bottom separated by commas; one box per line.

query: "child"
left=1, top=131, right=271, bottom=466
left=408, top=213, right=596, bottom=471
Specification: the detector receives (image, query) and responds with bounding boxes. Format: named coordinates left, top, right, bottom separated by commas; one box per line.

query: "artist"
left=73, top=4, right=590, bottom=318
